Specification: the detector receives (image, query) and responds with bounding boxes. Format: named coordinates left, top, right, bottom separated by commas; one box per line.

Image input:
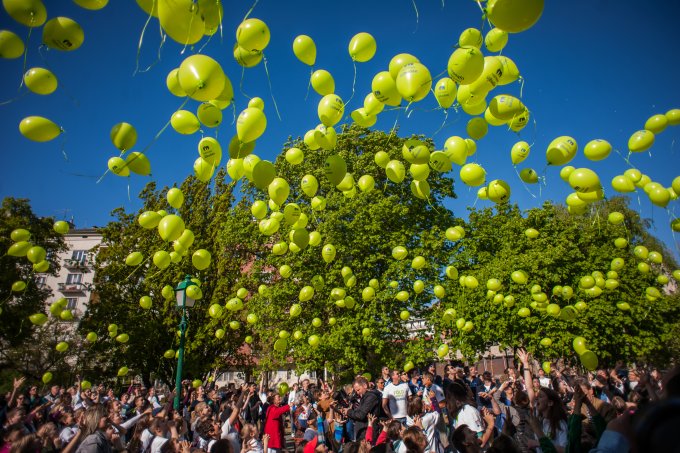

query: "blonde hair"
left=241, top=423, right=259, bottom=439
left=81, top=405, right=108, bottom=438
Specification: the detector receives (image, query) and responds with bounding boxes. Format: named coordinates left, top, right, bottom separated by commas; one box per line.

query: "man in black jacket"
left=342, top=376, right=380, bottom=441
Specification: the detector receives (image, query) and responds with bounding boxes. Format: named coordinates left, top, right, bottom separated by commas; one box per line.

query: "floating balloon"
left=42, top=17, right=84, bottom=51
left=236, top=18, right=270, bottom=51
left=24, top=67, right=57, bottom=95
left=434, top=77, right=457, bottom=109
left=171, top=110, right=200, bottom=135
left=4, top=0, right=47, bottom=27
left=233, top=44, right=262, bottom=67
left=460, top=163, right=486, bottom=186
left=318, top=94, right=344, bottom=127
left=611, top=175, right=635, bottom=193
left=546, top=136, right=578, bottom=166
left=348, top=32, right=376, bottom=62
left=628, top=130, right=655, bottom=153
left=447, top=46, right=484, bottom=85
left=237, top=107, right=267, bottom=143
left=158, top=0, right=204, bottom=45
left=293, top=35, right=316, bottom=65
left=53, top=220, right=69, bottom=234
left=372, top=71, right=402, bottom=106
left=519, top=168, right=538, bottom=184
left=29, top=313, right=48, bottom=326
left=568, top=168, right=601, bottom=193
left=322, top=244, right=336, bottom=263
left=325, top=155, right=347, bottom=185
left=396, top=63, right=432, bottom=102
left=485, top=28, right=508, bottom=52
left=268, top=177, right=290, bottom=206
left=197, top=102, right=222, bottom=127
left=311, top=69, right=334, bottom=96
left=487, top=179, right=511, bottom=203
left=486, top=0, right=544, bottom=33
left=385, top=160, right=406, bottom=183
left=466, top=117, right=488, bottom=140
left=19, top=116, right=61, bottom=142
left=0, top=30, right=24, bottom=58
left=178, top=54, right=226, bottom=102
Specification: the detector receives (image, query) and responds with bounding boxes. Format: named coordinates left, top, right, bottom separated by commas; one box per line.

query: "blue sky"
left=1, top=1, right=679, bottom=257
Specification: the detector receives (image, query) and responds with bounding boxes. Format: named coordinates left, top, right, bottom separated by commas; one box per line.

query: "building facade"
left=37, top=227, right=102, bottom=320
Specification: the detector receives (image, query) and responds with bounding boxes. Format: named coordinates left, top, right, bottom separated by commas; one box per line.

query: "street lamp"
left=174, top=275, right=197, bottom=411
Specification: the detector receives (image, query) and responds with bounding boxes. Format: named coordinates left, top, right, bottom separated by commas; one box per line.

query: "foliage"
left=430, top=197, right=680, bottom=368
left=0, top=198, right=69, bottom=385
left=223, top=125, right=460, bottom=380
left=77, top=170, right=251, bottom=385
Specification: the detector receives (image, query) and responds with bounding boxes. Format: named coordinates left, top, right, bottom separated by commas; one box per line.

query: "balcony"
left=63, top=259, right=90, bottom=271
left=58, top=282, right=88, bottom=294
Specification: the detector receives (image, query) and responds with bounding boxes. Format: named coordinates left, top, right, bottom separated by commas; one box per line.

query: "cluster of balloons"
left=6, top=0, right=95, bottom=142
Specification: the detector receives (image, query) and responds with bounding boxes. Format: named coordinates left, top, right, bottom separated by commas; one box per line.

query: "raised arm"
left=517, top=348, right=535, bottom=405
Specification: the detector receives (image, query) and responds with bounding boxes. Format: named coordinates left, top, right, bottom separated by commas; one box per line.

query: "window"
left=71, top=250, right=87, bottom=264
left=66, top=298, right=78, bottom=309
left=66, top=274, right=83, bottom=284
left=35, top=276, right=47, bottom=287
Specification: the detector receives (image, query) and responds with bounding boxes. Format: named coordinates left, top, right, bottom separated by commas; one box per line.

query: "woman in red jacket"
left=263, top=393, right=290, bottom=453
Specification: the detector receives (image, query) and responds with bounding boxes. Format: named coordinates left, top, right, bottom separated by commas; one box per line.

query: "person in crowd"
left=342, top=377, right=380, bottom=442
left=263, top=392, right=290, bottom=453
left=382, top=370, right=411, bottom=424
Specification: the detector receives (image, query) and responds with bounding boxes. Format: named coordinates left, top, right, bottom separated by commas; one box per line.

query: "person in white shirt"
left=382, top=369, right=412, bottom=423
left=421, top=372, right=445, bottom=411
left=405, top=398, right=443, bottom=453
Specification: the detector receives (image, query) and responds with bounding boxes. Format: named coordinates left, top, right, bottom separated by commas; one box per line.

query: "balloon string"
left=0, top=90, right=28, bottom=106
left=230, top=102, right=237, bottom=125
left=59, top=130, right=69, bottom=161
left=305, top=67, right=313, bottom=101
left=197, top=31, right=215, bottom=54
left=432, top=109, right=449, bottom=136
left=518, top=76, right=525, bottom=99
left=127, top=179, right=132, bottom=202
left=387, top=106, right=403, bottom=146
left=18, top=26, right=33, bottom=91
left=133, top=7, right=154, bottom=76
left=242, top=0, right=260, bottom=21
left=433, top=69, right=448, bottom=80
left=411, top=0, right=420, bottom=34
left=239, top=65, right=250, bottom=99
left=123, top=254, right=153, bottom=281
left=262, top=54, right=282, bottom=121
left=346, top=60, right=358, bottom=107
left=180, top=7, right=200, bottom=55
left=140, top=96, right=190, bottom=154
left=613, top=147, right=634, bottom=168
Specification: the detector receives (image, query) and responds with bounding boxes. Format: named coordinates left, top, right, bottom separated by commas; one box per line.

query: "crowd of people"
left=1, top=350, right=678, bottom=453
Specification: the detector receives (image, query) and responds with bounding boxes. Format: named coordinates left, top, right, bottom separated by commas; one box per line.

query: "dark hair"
left=402, top=426, right=426, bottom=453
left=538, top=388, right=567, bottom=440
left=444, top=381, right=472, bottom=416
left=195, top=419, right=214, bottom=439
left=386, top=420, right=403, bottom=441
left=487, top=433, right=521, bottom=453
left=450, top=425, right=470, bottom=453
left=209, top=438, right=234, bottom=453
left=407, top=398, right=423, bottom=417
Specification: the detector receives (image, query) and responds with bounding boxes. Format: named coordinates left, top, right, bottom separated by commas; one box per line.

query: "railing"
left=58, top=282, right=88, bottom=293
left=64, top=259, right=90, bottom=270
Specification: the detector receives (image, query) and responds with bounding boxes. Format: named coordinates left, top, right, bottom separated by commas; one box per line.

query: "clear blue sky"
left=1, top=1, right=679, bottom=257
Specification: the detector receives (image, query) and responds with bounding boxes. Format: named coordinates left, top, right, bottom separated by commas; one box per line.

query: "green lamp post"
left=174, top=275, right=197, bottom=411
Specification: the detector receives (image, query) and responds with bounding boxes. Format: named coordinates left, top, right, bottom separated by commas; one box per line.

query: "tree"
left=0, top=197, right=70, bottom=389
left=221, top=125, right=460, bottom=380
left=429, top=197, right=680, bottom=368
left=77, top=170, right=252, bottom=385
